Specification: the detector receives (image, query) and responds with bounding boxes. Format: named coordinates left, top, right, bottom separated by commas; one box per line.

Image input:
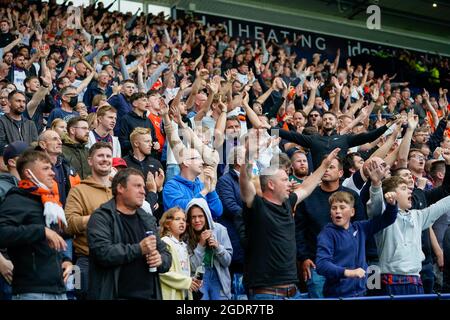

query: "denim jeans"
left=248, top=286, right=302, bottom=300
left=306, top=268, right=326, bottom=298
left=231, top=272, right=248, bottom=300
left=420, top=263, right=435, bottom=294
left=12, top=293, right=67, bottom=300
left=200, top=267, right=228, bottom=300
left=75, top=255, right=89, bottom=300
left=165, top=164, right=180, bottom=182
left=0, top=276, right=12, bottom=300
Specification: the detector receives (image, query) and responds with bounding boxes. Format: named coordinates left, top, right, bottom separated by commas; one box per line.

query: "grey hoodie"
left=186, top=198, right=233, bottom=299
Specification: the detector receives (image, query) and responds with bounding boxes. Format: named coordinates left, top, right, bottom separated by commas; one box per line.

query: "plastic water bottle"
left=145, top=231, right=157, bottom=272
left=195, top=264, right=205, bottom=280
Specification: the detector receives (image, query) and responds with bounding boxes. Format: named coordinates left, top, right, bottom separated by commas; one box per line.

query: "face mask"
left=26, top=169, right=49, bottom=190
left=68, top=96, right=78, bottom=109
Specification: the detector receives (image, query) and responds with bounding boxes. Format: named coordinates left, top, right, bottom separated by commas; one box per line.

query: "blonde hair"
left=50, top=118, right=65, bottom=130
left=96, top=104, right=117, bottom=118
left=329, top=191, right=355, bottom=207
left=159, top=207, right=185, bottom=238
left=130, top=127, right=151, bottom=145
left=92, top=94, right=107, bottom=107
left=86, top=112, right=98, bottom=130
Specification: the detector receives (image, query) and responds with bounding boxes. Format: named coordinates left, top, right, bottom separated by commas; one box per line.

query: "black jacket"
left=0, top=114, right=38, bottom=154
left=411, top=166, right=450, bottom=269
left=119, top=111, right=158, bottom=157
left=0, top=188, right=69, bottom=295
left=273, top=126, right=389, bottom=169
left=123, top=154, right=163, bottom=218
left=87, top=199, right=171, bottom=300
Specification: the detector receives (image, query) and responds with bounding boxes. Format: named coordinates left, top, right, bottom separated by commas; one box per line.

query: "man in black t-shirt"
left=239, top=146, right=339, bottom=300
left=87, top=168, right=171, bottom=300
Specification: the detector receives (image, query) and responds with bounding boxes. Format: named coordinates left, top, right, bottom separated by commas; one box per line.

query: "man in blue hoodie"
left=163, top=148, right=223, bottom=219
left=316, top=191, right=398, bottom=298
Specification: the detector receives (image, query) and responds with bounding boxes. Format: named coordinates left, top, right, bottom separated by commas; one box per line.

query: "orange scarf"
left=19, top=180, right=67, bottom=229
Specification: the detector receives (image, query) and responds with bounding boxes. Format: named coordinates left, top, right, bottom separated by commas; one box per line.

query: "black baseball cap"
left=3, top=141, right=28, bottom=165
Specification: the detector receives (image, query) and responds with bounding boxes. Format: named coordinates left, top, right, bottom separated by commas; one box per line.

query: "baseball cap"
left=112, top=158, right=128, bottom=168
left=3, top=141, right=29, bottom=165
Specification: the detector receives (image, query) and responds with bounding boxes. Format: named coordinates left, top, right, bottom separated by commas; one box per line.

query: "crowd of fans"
left=0, top=0, right=450, bottom=300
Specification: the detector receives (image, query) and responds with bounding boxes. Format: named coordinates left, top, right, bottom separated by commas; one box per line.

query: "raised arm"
left=396, top=111, right=419, bottom=168
left=1, top=34, right=22, bottom=54
left=370, top=122, right=402, bottom=160
left=76, top=70, right=96, bottom=95
left=213, top=97, right=228, bottom=149
left=161, top=101, right=185, bottom=165
left=242, top=91, right=263, bottom=129
left=26, top=84, right=49, bottom=118
left=193, top=82, right=217, bottom=122
left=330, top=77, right=343, bottom=116
left=303, top=79, right=320, bottom=116
left=184, top=70, right=203, bottom=111
left=239, top=146, right=257, bottom=207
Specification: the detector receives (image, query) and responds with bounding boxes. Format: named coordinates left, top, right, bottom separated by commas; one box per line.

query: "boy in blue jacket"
left=316, top=191, right=398, bottom=298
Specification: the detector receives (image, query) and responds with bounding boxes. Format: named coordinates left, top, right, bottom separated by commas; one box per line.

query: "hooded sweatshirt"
left=316, top=203, right=398, bottom=298
left=186, top=198, right=232, bottom=299
left=372, top=195, right=450, bottom=276
left=65, top=176, right=113, bottom=256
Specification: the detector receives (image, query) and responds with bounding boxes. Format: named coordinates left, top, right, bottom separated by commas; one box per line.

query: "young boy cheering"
left=316, top=191, right=398, bottom=298
left=369, top=176, right=450, bottom=295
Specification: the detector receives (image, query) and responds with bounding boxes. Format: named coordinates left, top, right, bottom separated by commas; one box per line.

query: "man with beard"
left=272, top=111, right=396, bottom=170
left=65, top=142, right=114, bottom=300
left=293, top=111, right=307, bottom=133
left=0, top=91, right=38, bottom=168
left=62, top=117, right=91, bottom=179
left=290, top=150, right=309, bottom=184
left=6, top=53, right=28, bottom=92
left=87, top=105, right=121, bottom=157
left=2, top=52, right=13, bottom=67
left=108, top=79, right=134, bottom=136
left=47, top=86, right=80, bottom=128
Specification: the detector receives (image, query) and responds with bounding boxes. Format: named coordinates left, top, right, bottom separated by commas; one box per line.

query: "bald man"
left=163, top=148, right=223, bottom=218
left=37, top=130, right=80, bottom=206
